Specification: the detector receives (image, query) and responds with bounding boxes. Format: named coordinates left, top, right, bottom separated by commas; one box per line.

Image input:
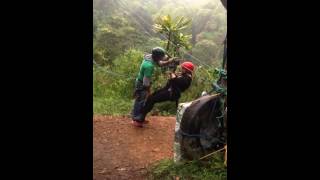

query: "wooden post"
left=224, top=145, right=227, bottom=166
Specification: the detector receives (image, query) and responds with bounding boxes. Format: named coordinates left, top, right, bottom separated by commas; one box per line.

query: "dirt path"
left=93, top=115, right=176, bottom=180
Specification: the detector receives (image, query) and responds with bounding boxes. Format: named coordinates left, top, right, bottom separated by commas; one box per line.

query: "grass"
left=148, top=152, right=227, bottom=180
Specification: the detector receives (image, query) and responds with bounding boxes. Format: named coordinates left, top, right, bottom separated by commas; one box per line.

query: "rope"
left=198, top=147, right=226, bottom=160
left=183, top=146, right=226, bottom=165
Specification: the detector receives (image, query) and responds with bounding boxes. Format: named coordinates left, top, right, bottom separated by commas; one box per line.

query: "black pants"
left=131, top=80, right=148, bottom=122
left=141, top=87, right=179, bottom=120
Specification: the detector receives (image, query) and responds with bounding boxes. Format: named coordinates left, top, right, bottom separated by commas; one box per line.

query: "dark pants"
left=141, top=87, right=180, bottom=120
left=131, top=80, right=148, bottom=122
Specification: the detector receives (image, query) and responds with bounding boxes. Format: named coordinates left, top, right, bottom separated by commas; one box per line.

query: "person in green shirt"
left=131, top=47, right=173, bottom=127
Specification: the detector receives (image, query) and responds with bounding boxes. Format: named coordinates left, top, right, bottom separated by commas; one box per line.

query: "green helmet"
left=152, top=47, right=165, bottom=59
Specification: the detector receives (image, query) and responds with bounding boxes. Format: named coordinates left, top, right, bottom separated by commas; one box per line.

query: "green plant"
left=148, top=152, right=226, bottom=180
left=93, top=49, right=144, bottom=115
left=154, top=15, right=192, bottom=57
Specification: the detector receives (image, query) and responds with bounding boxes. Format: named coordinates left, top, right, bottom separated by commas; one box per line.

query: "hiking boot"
left=132, top=120, right=143, bottom=127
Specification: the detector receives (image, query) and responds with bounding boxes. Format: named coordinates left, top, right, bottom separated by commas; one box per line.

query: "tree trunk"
left=222, top=35, right=227, bottom=69
left=166, top=31, right=171, bottom=52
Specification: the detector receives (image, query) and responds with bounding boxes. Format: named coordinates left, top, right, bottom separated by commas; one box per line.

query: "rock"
left=152, top=148, right=160, bottom=152
left=98, top=168, right=106, bottom=174
left=117, top=167, right=126, bottom=171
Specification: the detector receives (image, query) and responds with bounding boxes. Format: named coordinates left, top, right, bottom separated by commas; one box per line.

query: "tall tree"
left=153, top=15, right=191, bottom=57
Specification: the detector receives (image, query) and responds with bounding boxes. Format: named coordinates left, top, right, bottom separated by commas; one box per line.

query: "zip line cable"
left=116, top=0, right=212, bottom=68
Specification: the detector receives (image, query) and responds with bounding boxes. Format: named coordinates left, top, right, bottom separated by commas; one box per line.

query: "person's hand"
left=165, top=71, right=171, bottom=78
left=146, top=89, right=151, bottom=100
left=170, top=72, right=177, bottom=79
left=162, top=58, right=173, bottom=65
left=145, top=86, right=151, bottom=98
left=162, top=55, right=170, bottom=61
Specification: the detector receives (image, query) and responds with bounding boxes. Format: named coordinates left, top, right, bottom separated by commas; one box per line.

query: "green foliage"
left=93, top=49, right=144, bottom=115
left=154, top=15, right=192, bottom=56
left=192, top=40, right=219, bottom=65
left=139, top=37, right=165, bottom=53
left=94, top=15, right=147, bottom=66
left=148, top=152, right=226, bottom=180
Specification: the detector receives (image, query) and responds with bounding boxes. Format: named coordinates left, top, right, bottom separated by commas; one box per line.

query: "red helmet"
left=181, top=61, right=195, bottom=73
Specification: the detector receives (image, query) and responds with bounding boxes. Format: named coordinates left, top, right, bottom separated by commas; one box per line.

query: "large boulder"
left=221, top=0, right=227, bottom=10
left=174, top=94, right=226, bottom=162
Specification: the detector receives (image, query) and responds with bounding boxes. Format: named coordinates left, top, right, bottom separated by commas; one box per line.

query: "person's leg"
left=132, top=89, right=147, bottom=122
left=141, top=88, right=172, bottom=119
left=132, top=97, right=140, bottom=119
left=131, top=80, right=148, bottom=122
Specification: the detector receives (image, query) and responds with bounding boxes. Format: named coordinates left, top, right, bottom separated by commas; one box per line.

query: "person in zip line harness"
left=131, top=47, right=175, bottom=126
left=133, top=61, right=195, bottom=127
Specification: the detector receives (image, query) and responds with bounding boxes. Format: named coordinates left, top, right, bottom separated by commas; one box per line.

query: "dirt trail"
left=93, top=115, right=176, bottom=180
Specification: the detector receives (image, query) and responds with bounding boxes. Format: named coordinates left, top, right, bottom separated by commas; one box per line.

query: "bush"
left=93, top=49, right=143, bottom=115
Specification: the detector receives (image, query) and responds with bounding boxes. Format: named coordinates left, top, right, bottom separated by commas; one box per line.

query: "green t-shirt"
left=137, top=55, right=155, bottom=81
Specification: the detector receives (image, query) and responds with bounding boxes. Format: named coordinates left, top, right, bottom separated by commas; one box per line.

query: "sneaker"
left=132, top=114, right=143, bottom=121
left=132, top=120, right=143, bottom=127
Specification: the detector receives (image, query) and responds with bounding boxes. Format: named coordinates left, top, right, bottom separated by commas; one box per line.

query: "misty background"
left=93, top=0, right=227, bottom=115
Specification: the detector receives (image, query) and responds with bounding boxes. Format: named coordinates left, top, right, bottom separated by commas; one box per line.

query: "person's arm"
left=143, top=66, right=154, bottom=96
left=169, top=72, right=177, bottom=79
left=143, top=76, right=151, bottom=98
left=158, top=55, right=173, bottom=67
left=143, top=76, right=151, bottom=87
left=170, top=74, right=192, bottom=90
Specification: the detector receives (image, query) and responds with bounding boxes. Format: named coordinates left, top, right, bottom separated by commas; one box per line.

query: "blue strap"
left=179, top=129, right=207, bottom=139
